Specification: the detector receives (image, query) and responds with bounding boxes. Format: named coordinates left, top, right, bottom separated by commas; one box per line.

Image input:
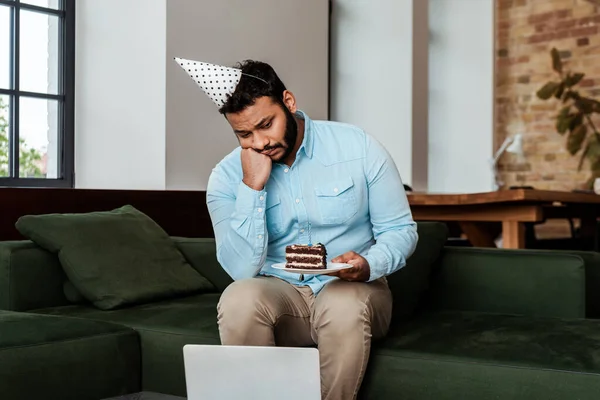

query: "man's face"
left=225, top=96, right=298, bottom=163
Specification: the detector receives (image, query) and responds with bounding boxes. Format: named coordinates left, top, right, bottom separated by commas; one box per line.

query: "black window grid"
left=0, top=0, right=75, bottom=187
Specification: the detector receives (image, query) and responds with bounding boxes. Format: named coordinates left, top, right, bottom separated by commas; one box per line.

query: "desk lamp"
left=491, top=133, right=524, bottom=190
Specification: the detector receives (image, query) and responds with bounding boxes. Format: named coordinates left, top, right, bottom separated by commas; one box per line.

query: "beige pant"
left=217, top=276, right=393, bottom=400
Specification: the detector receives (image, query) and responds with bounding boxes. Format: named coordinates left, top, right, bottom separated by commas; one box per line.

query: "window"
left=0, top=0, right=74, bottom=187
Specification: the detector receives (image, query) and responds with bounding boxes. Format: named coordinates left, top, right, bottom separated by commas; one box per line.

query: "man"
left=176, top=58, right=418, bottom=399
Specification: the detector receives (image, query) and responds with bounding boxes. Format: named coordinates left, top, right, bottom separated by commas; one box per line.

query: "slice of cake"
left=285, top=243, right=327, bottom=270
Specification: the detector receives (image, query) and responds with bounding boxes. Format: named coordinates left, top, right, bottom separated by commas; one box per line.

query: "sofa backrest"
left=425, top=247, right=587, bottom=319
left=172, top=237, right=234, bottom=292
left=174, top=222, right=451, bottom=302
left=2, top=224, right=591, bottom=320
left=387, top=222, right=448, bottom=323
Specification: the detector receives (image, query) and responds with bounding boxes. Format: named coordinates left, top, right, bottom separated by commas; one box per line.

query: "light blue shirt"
left=206, top=110, right=418, bottom=295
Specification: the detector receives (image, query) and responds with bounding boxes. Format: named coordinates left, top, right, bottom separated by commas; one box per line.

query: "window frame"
left=0, top=0, right=75, bottom=188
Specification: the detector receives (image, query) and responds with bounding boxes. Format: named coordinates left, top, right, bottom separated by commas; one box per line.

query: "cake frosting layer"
left=286, top=262, right=325, bottom=269
left=286, top=246, right=325, bottom=255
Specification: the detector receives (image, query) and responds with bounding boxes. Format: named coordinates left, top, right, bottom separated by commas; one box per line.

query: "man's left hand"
left=328, top=251, right=371, bottom=282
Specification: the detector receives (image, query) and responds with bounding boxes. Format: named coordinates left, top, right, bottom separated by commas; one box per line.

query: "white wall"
left=165, top=0, right=329, bottom=190
left=74, top=0, right=167, bottom=189
left=330, top=0, right=429, bottom=190
left=332, top=0, right=495, bottom=193
left=428, top=0, right=495, bottom=193
left=74, top=1, right=495, bottom=193
left=74, top=0, right=329, bottom=191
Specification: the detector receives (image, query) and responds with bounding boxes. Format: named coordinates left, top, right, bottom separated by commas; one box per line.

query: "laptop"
left=183, top=345, right=321, bottom=400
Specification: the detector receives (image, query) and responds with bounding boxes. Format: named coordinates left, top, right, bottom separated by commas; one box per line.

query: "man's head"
left=218, top=60, right=299, bottom=163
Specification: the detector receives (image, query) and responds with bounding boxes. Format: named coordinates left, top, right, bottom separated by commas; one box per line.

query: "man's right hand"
left=241, top=148, right=272, bottom=191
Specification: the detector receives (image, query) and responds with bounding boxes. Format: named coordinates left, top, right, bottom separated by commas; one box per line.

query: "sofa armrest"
left=427, top=247, right=586, bottom=319
left=0, top=241, right=69, bottom=311
left=172, top=237, right=233, bottom=292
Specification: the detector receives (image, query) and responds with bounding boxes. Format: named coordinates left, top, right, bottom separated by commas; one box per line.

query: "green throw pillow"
left=387, top=221, right=449, bottom=323
left=15, top=205, right=213, bottom=310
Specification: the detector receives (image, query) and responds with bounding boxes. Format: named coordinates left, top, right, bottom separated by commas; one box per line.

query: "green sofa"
left=2, top=222, right=600, bottom=399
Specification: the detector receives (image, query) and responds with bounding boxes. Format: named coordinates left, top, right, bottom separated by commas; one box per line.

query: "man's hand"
left=241, top=148, right=272, bottom=191
left=328, top=251, right=371, bottom=282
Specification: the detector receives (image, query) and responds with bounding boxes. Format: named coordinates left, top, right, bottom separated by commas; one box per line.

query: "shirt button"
left=300, top=229, right=305, bottom=233
left=284, top=168, right=289, bottom=173
left=258, top=235, right=263, bottom=239
left=295, top=199, right=300, bottom=204
left=257, top=208, right=263, bottom=213
left=333, top=188, right=339, bottom=193
left=259, top=196, right=264, bottom=201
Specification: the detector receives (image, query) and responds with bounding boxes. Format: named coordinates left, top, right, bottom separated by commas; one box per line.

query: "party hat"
left=174, top=57, right=242, bottom=107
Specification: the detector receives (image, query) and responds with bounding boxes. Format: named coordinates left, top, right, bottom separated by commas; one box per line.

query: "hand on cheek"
left=241, top=148, right=272, bottom=191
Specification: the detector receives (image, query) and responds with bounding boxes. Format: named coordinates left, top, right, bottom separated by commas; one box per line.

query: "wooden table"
left=407, top=189, right=600, bottom=249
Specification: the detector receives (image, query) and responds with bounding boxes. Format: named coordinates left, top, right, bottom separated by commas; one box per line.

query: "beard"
left=263, top=105, right=298, bottom=163
left=279, top=106, right=299, bottom=162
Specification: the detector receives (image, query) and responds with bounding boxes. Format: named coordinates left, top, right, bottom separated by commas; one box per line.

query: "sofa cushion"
left=0, top=310, right=140, bottom=400
left=380, top=311, right=600, bottom=372
left=15, top=205, right=214, bottom=310
left=34, top=293, right=221, bottom=396
left=387, top=222, right=448, bottom=323
left=362, top=311, right=600, bottom=399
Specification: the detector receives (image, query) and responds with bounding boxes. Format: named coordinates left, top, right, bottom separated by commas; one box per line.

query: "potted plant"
left=536, top=47, right=600, bottom=189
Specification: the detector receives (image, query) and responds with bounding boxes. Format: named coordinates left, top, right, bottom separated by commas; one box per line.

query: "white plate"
left=271, top=262, right=353, bottom=275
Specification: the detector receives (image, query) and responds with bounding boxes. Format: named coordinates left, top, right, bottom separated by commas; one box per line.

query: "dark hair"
left=218, top=60, right=287, bottom=115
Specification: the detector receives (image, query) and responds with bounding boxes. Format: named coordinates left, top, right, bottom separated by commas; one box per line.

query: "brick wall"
left=496, top=0, right=600, bottom=190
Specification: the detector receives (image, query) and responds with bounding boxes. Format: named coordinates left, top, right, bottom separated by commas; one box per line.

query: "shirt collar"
left=296, top=110, right=314, bottom=159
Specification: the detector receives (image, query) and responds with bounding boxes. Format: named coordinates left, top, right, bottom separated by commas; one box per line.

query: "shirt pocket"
left=266, top=193, right=286, bottom=235
left=314, top=176, right=358, bottom=225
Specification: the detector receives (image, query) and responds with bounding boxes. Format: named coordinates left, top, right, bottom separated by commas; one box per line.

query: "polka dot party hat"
left=174, top=57, right=243, bottom=107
